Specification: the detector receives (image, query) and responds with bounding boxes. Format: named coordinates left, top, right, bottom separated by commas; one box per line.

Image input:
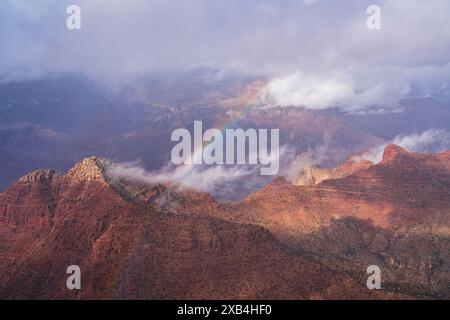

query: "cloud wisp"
left=107, top=162, right=256, bottom=195
left=104, top=145, right=294, bottom=200
left=356, top=128, right=450, bottom=163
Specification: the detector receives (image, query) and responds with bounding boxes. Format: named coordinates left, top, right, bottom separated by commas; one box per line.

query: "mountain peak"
left=381, top=144, right=409, bottom=164
left=66, top=156, right=107, bottom=182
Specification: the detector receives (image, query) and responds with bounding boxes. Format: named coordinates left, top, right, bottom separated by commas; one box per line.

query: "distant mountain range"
left=3, top=74, right=449, bottom=197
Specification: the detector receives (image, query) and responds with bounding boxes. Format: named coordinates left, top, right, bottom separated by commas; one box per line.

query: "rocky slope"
left=1, top=145, right=448, bottom=299
left=225, top=145, right=450, bottom=299
left=0, top=157, right=389, bottom=299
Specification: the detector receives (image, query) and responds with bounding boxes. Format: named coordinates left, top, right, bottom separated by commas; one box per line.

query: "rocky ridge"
left=0, top=155, right=393, bottom=299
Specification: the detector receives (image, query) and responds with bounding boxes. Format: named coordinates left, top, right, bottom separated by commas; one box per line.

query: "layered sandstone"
left=1, top=145, right=448, bottom=299
left=0, top=157, right=390, bottom=299
left=225, top=145, right=450, bottom=298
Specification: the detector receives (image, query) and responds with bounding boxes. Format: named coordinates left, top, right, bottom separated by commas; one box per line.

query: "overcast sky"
left=1, top=0, right=449, bottom=110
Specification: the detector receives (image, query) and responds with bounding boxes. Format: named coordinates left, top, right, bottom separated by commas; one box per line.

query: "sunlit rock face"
left=1, top=145, right=449, bottom=299
left=0, top=157, right=392, bottom=300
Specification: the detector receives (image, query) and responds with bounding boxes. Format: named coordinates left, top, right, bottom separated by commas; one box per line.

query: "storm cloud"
left=1, top=0, right=450, bottom=109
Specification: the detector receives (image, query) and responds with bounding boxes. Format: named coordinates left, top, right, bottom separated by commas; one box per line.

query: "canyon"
left=170, top=121, right=280, bottom=175
left=0, top=144, right=449, bottom=299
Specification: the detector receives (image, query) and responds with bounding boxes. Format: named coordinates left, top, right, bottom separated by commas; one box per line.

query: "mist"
left=1, top=0, right=450, bottom=110
left=357, top=128, right=450, bottom=163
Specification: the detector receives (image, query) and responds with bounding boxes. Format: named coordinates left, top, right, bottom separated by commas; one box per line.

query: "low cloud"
left=357, top=128, right=450, bottom=163
left=263, top=64, right=450, bottom=112
left=280, top=144, right=331, bottom=180
left=105, top=145, right=292, bottom=200
left=107, top=162, right=257, bottom=195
